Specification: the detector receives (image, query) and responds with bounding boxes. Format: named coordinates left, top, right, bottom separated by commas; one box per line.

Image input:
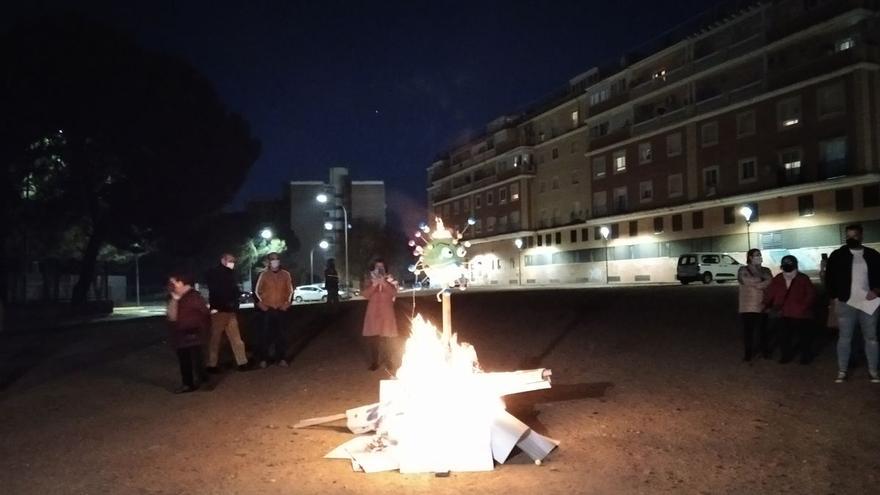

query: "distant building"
left=427, top=0, right=880, bottom=286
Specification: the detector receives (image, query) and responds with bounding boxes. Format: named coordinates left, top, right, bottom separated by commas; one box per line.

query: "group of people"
left=165, top=252, right=400, bottom=394
left=737, top=224, right=880, bottom=383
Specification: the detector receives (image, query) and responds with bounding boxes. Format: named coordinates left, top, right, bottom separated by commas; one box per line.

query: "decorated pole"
left=441, top=289, right=452, bottom=343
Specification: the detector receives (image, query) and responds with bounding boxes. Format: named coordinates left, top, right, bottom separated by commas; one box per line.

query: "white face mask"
left=751, top=256, right=763, bottom=265
left=225, top=262, right=235, bottom=270
left=269, top=260, right=280, bottom=270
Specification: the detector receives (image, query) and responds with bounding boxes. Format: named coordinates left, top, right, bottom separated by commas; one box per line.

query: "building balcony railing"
left=629, top=64, right=692, bottom=100
left=587, top=126, right=632, bottom=151
left=631, top=106, right=690, bottom=135
left=767, top=45, right=874, bottom=91
left=767, top=0, right=877, bottom=44
left=587, top=91, right=630, bottom=117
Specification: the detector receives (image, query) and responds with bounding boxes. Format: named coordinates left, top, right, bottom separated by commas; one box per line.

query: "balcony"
left=629, top=64, right=692, bottom=100
left=588, top=91, right=630, bottom=117
left=587, top=126, right=631, bottom=151
left=767, top=0, right=878, bottom=43
left=632, top=106, right=690, bottom=135
left=691, top=34, right=764, bottom=76
left=767, top=45, right=874, bottom=91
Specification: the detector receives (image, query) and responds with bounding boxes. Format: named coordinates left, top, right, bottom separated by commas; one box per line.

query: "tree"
left=347, top=219, right=410, bottom=287
left=0, top=15, right=261, bottom=304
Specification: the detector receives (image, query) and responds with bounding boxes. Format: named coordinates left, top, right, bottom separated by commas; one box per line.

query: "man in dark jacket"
left=324, top=258, right=340, bottom=304
left=764, top=255, right=816, bottom=364
left=826, top=224, right=880, bottom=383
left=204, top=253, right=249, bottom=372
left=167, top=271, right=210, bottom=394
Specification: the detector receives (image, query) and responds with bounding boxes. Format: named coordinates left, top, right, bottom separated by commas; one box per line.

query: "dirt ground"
left=1, top=285, right=878, bottom=494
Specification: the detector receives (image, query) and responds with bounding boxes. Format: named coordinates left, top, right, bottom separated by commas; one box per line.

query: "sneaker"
left=278, top=359, right=289, bottom=367
left=835, top=371, right=847, bottom=383
left=258, top=360, right=268, bottom=369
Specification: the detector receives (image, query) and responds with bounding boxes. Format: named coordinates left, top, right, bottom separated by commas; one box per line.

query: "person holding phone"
left=361, top=258, right=398, bottom=371
left=166, top=271, right=210, bottom=394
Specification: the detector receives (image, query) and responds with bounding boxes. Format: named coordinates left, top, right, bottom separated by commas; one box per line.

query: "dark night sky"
left=5, top=0, right=712, bottom=221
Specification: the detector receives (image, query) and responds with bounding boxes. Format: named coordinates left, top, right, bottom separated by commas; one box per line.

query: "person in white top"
left=826, top=224, right=880, bottom=383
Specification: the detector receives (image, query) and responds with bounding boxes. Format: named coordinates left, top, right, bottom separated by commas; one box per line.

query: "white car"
left=293, top=284, right=327, bottom=303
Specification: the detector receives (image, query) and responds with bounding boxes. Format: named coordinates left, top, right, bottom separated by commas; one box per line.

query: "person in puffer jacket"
left=167, top=270, right=210, bottom=394
left=764, top=255, right=816, bottom=365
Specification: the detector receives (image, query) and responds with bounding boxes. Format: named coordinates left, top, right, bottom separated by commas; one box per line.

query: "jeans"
left=836, top=301, right=879, bottom=375
left=741, top=313, right=769, bottom=360
left=258, top=309, right=289, bottom=363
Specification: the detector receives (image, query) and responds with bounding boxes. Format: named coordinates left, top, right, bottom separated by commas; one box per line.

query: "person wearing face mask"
left=826, top=224, right=880, bottom=383
left=254, top=252, right=294, bottom=369
left=737, top=249, right=773, bottom=362
left=166, top=271, right=211, bottom=394
left=361, top=258, right=399, bottom=371
left=204, top=253, right=250, bottom=373
left=764, top=255, right=817, bottom=364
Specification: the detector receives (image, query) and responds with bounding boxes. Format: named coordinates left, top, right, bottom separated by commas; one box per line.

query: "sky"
left=5, top=0, right=715, bottom=221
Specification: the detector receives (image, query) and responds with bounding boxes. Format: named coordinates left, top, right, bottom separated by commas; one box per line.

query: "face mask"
left=846, top=238, right=862, bottom=249
left=781, top=263, right=796, bottom=273
left=225, top=262, right=235, bottom=270
left=751, top=256, right=763, bottom=265
left=269, top=260, right=280, bottom=270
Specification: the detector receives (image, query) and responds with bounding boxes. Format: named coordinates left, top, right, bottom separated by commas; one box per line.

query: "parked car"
left=676, top=253, right=741, bottom=285
left=294, top=284, right=327, bottom=303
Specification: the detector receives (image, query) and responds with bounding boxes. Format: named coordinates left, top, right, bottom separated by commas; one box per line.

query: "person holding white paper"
left=826, top=224, right=880, bottom=384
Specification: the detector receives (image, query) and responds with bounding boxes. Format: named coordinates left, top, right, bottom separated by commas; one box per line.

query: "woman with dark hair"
left=737, top=248, right=773, bottom=361
left=166, top=271, right=210, bottom=393
left=764, top=255, right=817, bottom=364
left=361, top=258, right=399, bottom=371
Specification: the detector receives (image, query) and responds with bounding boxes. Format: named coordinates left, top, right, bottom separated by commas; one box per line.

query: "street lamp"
left=249, top=228, right=273, bottom=291
left=260, top=227, right=273, bottom=240
left=316, top=193, right=349, bottom=290
left=600, top=226, right=611, bottom=285
left=513, top=238, right=524, bottom=286
left=323, top=221, right=333, bottom=231
left=739, top=205, right=753, bottom=250
left=310, top=240, right=330, bottom=284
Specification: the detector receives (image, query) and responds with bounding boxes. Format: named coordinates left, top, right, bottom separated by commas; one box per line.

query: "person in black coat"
left=324, top=258, right=340, bottom=304
left=204, top=253, right=250, bottom=372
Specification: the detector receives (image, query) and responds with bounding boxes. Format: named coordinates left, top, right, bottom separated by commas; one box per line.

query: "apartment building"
left=426, top=0, right=880, bottom=286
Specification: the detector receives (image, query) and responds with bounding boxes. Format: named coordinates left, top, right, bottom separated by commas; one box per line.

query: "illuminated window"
left=639, top=142, right=652, bottom=164
left=571, top=110, right=579, bottom=128
left=592, top=156, right=607, bottom=179
left=613, top=150, right=627, bottom=173
left=780, top=148, right=802, bottom=182
left=777, top=96, right=801, bottom=128
left=836, top=38, right=855, bottom=52
left=510, top=183, right=520, bottom=201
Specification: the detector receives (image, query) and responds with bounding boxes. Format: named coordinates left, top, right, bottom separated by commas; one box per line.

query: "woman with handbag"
left=737, top=249, right=773, bottom=362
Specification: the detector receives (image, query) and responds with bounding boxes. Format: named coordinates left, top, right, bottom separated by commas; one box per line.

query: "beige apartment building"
left=427, top=0, right=880, bottom=286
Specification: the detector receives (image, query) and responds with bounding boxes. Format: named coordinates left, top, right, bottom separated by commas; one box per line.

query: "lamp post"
left=514, top=238, right=524, bottom=286
left=600, top=226, right=611, bottom=285
left=310, top=240, right=330, bottom=284
left=316, top=193, right=349, bottom=290
left=739, top=206, right=753, bottom=250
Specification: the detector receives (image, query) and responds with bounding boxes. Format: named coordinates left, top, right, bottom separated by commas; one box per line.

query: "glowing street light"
left=513, top=238, right=524, bottom=285
left=324, top=221, right=334, bottom=231
left=600, top=226, right=611, bottom=285
left=316, top=193, right=329, bottom=204
left=514, top=238, right=523, bottom=249
left=740, top=205, right=753, bottom=250
left=310, top=240, right=330, bottom=284
left=260, top=228, right=273, bottom=240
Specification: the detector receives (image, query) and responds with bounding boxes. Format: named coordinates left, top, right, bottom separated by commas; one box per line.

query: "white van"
left=676, top=253, right=741, bottom=285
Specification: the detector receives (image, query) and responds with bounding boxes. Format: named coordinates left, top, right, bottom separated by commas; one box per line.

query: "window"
left=780, top=148, right=802, bottom=182
left=590, top=121, right=609, bottom=137
left=653, top=217, right=664, bottom=234
left=594, top=226, right=602, bottom=240
left=593, top=191, right=607, bottom=216
left=629, top=220, right=638, bottom=237
left=570, top=230, right=577, bottom=243
left=555, top=232, right=562, bottom=244
left=510, top=211, right=520, bottom=227
left=668, top=174, right=683, bottom=198
left=692, top=211, right=704, bottom=229
left=836, top=37, right=855, bottom=52
left=499, top=187, right=508, bottom=204
left=536, top=234, right=543, bottom=246
left=703, top=166, right=720, bottom=195
left=672, top=214, right=683, bottom=232
left=552, top=148, right=559, bottom=160
left=723, top=206, right=735, bottom=225
left=539, top=181, right=547, bottom=194
left=545, top=234, right=552, bottom=246
left=487, top=191, right=494, bottom=206
left=453, top=201, right=460, bottom=215
left=777, top=96, right=801, bottom=128
left=580, top=228, right=589, bottom=242
left=498, top=215, right=507, bottom=230
left=527, top=236, right=534, bottom=248
left=610, top=224, right=620, bottom=239
left=701, top=121, right=719, bottom=147
left=639, top=180, right=653, bottom=203
left=571, top=110, right=579, bottom=128
left=510, top=183, right=520, bottom=201
left=820, top=137, right=847, bottom=166
left=571, top=170, right=580, bottom=185
left=639, top=142, right=653, bottom=164
left=487, top=216, right=496, bottom=231
left=475, top=195, right=482, bottom=209
left=572, top=201, right=582, bottom=220
left=817, top=83, right=845, bottom=117
left=798, top=194, right=815, bottom=216
left=592, top=156, right=607, bottom=179
left=736, top=110, right=755, bottom=138
left=551, top=176, right=560, bottom=190
left=613, top=150, right=627, bottom=173
left=613, top=186, right=628, bottom=212
left=666, top=132, right=682, bottom=156
left=590, top=87, right=609, bottom=106
left=836, top=188, right=854, bottom=212
left=739, top=157, right=757, bottom=184
left=864, top=184, right=880, bottom=207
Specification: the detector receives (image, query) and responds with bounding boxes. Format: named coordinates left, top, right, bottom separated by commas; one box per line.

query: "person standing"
left=166, top=271, right=210, bottom=394
left=254, top=252, right=293, bottom=368
left=324, top=258, right=340, bottom=304
left=737, top=248, right=773, bottom=362
left=361, top=259, right=398, bottom=371
left=204, top=253, right=249, bottom=373
left=826, top=224, right=880, bottom=383
left=764, top=255, right=816, bottom=365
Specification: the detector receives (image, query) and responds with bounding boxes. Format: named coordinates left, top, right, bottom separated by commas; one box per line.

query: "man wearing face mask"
left=204, top=253, right=250, bottom=373
left=764, top=255, right=817, bottom=364
left=826, top=224, right=880, bottom=383
left=254, top=252, right=294, bottom=368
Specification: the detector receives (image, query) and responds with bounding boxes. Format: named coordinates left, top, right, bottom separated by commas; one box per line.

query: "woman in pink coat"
left=361, top=259, right=399, bottom=370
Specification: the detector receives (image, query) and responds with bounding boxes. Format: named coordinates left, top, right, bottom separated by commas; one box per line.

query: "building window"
left=703, top=166, right=720, bottom=196
left=570, top=230, right=577, bottom=243
left=572, top=201, right=582, bottom=221
left=499, top=215, right=508, bottom=230
left=668, top=174, right=683, bottom=198
left=798, top=194, right=815, bottom=216
left=463, top=198, right=470, bottom=211
left=836, top=188, right=854, bottom=212
left=700, top=121, right=719, bottom=147
left=571, top=170, right=580, bottom=185
left=453, top=201, right=460, bottom=215
left=836, top=37, right=855, bottom=52
left=780, top=148, right=802, bottom=182
left=571, top=110, right=579, bottom=129
left=552, top=148, right=559, bottom=160
left=594, top=226, right=602, bottom=240
left=629, top=220, right=638, bottom=237
left=536, top=234, right=543, bottom=246
left=820, top=137, right=847, bottom=171
left=723, top=206, right=735, bottom=225
left=510, top=183, right=520, bottom=201
left=590, top=121, right=609, bottom=137
left=593, top=191, right=607, bottom=216
left=610, top=223, right=620, bottom=239
left=692, top=211, right=704, bottom=229
left=738, top=157, right=757, bottom=184
left=639, top=180, right=653, bottom=203
left=580, top=228, right=589, bottom=242
left=555, top=232, right=562, bottom=244
left=590, top=87, right=610, bottom=106
left=864, top=184, right=880, bottom=207
left=613, top=186, right=628, bottom=213
left=666, top=132, right=682, bottom=157
left=499, top=187, right=508, bottom=204
left=487, top=191, right=494, bottom=205
left=551, top=176, right=560, bottom=190
left=613, top=150, right=627, bottom=173
left=475, top=195, right=481, bottom=209
left=638, top=142, right=653, bottom=164
left=653, top=217, right=664, bottom=234
left=545, top=234, right=552, bottom=246
left=672, top=214, right=683, bottom=232
left=777, top=96, right=801, bottom=128
left=817, top=83, right=845, bottom=118
left=736, top=110, right=756, bottom=138
left=487, top=216, right=496, bottom=232
left=510, top=211, right=520, bottom=227
left=592, top=156, right=607, bottom=179
left=539, top=181, right=547, bottom=194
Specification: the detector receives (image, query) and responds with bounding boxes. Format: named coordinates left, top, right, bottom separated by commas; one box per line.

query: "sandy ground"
left=0, top=285, right=878, bottom=494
